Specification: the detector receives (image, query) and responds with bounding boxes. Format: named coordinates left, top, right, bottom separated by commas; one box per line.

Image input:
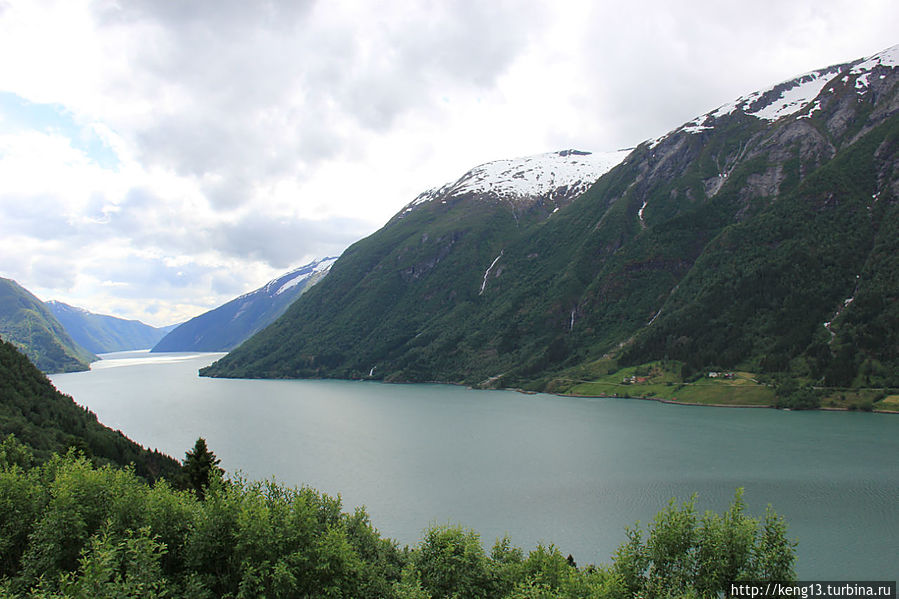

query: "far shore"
left=552, top=389, right=899, bottom=414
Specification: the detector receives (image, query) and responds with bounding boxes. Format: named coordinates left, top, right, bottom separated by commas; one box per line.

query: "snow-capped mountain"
left=237, top=258, right=337, bottom=302
left=402, top=149, right=630, bottom=216
left=654, top=43, right=899, bottom=144
left=152, top=257, right=337, bottom=352
left=204, top=44, right=899, bottom=396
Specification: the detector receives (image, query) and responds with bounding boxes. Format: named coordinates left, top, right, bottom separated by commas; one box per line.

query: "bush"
left=0, top=439, right=796, bottom=599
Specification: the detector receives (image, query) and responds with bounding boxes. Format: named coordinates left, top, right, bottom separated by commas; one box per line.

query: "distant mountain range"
left=0, top=278, right=96, bottom=373
left=152, top=258, right=337, bottom=352
left=47, top=300, right=173, bottom=354
left=0, top=277, right=180, bottom=372
left=0, top=258, right=337, bottom=371
left=202, top=44, right=899, bottom=395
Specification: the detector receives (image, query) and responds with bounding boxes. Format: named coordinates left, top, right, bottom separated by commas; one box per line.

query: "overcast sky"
left=1, top=0, right=897, bottom=326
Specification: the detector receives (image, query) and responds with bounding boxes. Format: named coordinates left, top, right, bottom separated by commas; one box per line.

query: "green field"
left=548, top=360, right=776, bottom=406
left=553, top=361, right=899, bottom=412
left=875, top=395, right=899, bottom=411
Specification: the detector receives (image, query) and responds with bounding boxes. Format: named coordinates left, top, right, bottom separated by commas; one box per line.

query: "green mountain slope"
left=47, top=300, right=168, bottom=354
left=0, top=278, right=96, bottom=373
left=0, top=338, right=179, bottom=480
left=203, top=46, right=899, bottom=394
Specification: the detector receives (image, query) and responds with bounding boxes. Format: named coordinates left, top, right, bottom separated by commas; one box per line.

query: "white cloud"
left=0, top=0, right=897, bottom=325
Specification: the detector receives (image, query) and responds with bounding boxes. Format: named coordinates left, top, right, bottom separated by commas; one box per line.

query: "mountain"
left=47, top=300, right=170, bottom=354
left=152, top=257, right=337, bottom=352
left=202, top=45, right=899, bottom=397
left=0, top=337, right=179, bottom=480
left=0, top=278, right=97, bottom=373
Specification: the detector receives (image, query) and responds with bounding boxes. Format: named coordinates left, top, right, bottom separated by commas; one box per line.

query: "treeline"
left=1, top=437, right=796, bottom=599
left=0, top=338, right=180, bottom=481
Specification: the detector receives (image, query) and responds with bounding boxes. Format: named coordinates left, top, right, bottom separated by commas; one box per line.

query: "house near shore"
left=708, top=371, right=735, bottom=379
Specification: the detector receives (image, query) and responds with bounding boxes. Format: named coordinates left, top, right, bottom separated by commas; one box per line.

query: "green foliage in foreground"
left=0, top=439, right=796, bottom=599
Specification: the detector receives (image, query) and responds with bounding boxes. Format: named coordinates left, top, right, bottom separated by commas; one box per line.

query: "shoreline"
left=559, top=391, right=771, bottom=409
left=551, top=389, right=899, bottom=413
left=195, top=354, right=899, bottom=414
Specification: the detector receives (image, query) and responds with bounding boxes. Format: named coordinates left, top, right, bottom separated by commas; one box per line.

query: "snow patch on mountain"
left=403, top=149, right=630, bottom=214
left=850, top=44, right=899, bottom=74
left=796, top=100, right=822, bottom=120
left=855, top=73, right=871, bottom=90
left=450, top=149, right=629, bottom=199
left=275, top=257, right=337, bottom=296
left=47, top=300, right=91, bottom=315
left=748, top=72, right=832, bottom=121
left=707, top=70, right=833, bottom=123
left=659, top=44, right=899, bottom=145
left=233, top=257, right=337, bottom=302
left=636, top=44, right=899, bottom=154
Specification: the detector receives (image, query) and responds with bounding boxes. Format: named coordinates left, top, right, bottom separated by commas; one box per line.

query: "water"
left=51, top=351, right=899, bottom=580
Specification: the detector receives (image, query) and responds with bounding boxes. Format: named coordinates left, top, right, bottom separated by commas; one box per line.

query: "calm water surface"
left=51, top=351, right=899, bottom=580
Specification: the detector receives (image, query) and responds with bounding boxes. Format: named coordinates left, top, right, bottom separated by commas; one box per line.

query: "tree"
left=613, top=489, right=796, bottom=598
left=181, top=438, right=223, bottom=500
left=415, top=524, right=496, bottom=599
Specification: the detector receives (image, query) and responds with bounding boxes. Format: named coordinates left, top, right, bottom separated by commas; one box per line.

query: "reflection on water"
left=90, top=350, right=227, bottom=370
left=51, top=352, right=899, bottom=580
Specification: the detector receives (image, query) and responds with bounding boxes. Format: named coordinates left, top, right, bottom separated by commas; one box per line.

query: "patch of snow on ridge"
left=275, top=257, right=337, bottom=295
left=796, top=100, right=822, bottom=120
left=443, top=149, right=630, bottom=201
left=656, top=69, right=834, bottom=137
left=647, top=133, right=668, bottom=149
left=747, top=71, right=832, bottom=121
left=709, top=98, right=740, bottom=120
left=682, top=116, right=714, bottom=134
left=850, top=44, right=899, bottom=74
left=450, top=149, right=630, bottom=199
left=405, top=182, right=455, bottom=212
left=644, top=45, right=899, bottom=152
left=233, top=257, right=338, bottom=300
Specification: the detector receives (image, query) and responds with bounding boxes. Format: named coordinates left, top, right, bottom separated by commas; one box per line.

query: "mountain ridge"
left=398, top=148, right=631, bottom=220
left=152, top=257, right=337, bottom=352
left=47, top=300, right=170, bottom=354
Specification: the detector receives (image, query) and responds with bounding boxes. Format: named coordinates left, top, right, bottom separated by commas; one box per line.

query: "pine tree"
left=181, top=437, right=223, bottom=500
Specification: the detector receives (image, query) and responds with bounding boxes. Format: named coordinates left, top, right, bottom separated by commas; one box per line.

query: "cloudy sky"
left=1, top=0, right=897, bottom=326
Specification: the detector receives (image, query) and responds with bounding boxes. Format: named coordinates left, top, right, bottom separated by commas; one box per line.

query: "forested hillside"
left=0, top=338, right=179, bottom=480
left=0, top=278, right=96, bottom=373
